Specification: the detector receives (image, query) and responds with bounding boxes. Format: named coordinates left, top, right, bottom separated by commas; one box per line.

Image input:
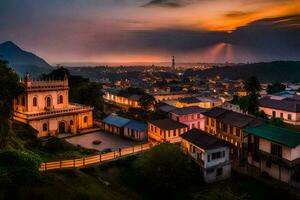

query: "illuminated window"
left=43, top=123, right=48, bottom=131
left=84, top=116, right=88, bottom=123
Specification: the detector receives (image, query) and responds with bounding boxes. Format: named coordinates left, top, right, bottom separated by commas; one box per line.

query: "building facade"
left=203, top=107, right=265, bottom=159
left=169, top=106, right=206, bottom=130
left=148, top=118, right=188, bottom=143
left=244, top=125, right=300, bottom=184
left=258, top=95, right=300, bottom=126
left=13, top=74, right=93, bottom=137
left=180, top=129, right=231, bottom=182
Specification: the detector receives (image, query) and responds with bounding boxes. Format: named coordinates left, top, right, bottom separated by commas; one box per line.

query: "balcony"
left=14, top=103, right=93, bottom=120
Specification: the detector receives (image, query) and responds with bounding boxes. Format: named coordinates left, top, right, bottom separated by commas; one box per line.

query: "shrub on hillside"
left=0, top=149, right=41, bottom=184
left=132, top=143, right=200, bottom=195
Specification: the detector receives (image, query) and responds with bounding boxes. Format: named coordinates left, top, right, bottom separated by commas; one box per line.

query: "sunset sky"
left=1, top=0, right=300, bottom=64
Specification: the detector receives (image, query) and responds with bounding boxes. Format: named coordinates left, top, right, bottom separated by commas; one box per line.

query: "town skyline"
left=1, top=0, right=300, bottom=64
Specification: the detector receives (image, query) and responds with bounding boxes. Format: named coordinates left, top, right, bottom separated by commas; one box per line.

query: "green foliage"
left=0, top=59, right=24, bottom=147
left=239, top=76, right=261, bottom=115
left=269, top=118, right=285, bottom=127
left=194, top=187, right=247, bottom=200
left=267, top=82, right=286, bottom=94
left=42, top=67, right=104, bottom=117
left=138, top=94, right=156, bottom=112
left=0, top=149, right=41, bottom=184
left=132, top=143, right=199, bottom=195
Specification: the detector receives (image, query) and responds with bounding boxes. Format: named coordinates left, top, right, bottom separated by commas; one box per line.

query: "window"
left=33, top=97, right=37, bottom=107
left=206, top=168, right=214, bottom=174
left=58, top=95, right=63, bottom=104
left=22, top=96, right=26, bottom=106
left=46, top=96, right=52, bottom=107
left=280, top=113, right=283, bottom=119
left=211, top=120, right=215, bottom=127
left=236, top=129, right=241, bottom=137
left=217, top=168, right=223, bottom=176
left=288, top=114, right=292, bottom=120
left=272, top=111, right=276, bottom=118
left=173, top=130, right=176, bottom=136
left=266, top=161, right=272, bottom=168
left=207, top=155, right=211, bottom=162
left=222, top=124, right=227, bottom=132
left=70, top=120, right=74, bottom=125
left=230, top=126, right=233, bottom=134
left=43, top=123, right=48, bottom=131
left=197, top=114, right=200, bottom=119
left=271, top=143, right=282, bottom=157
left=84, top=116, right=88, bottom=123
left=212, top=152, right=221, bottom=160
left=190, top=145, right=195, bottom=153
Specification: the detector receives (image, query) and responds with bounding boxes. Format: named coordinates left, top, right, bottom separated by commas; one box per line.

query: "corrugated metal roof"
left=124, top=120, right=147, bottom=131
left=244, top=125, right=300, bottom=148
left=102, top=115, right=131, bottom=127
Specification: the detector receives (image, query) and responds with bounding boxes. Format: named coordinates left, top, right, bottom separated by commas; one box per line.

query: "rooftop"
left=243, top=124, right=300, bottom=148
left=102, top=114, right=147, bottom=131
left=179, top=97, right=201, bottom=104
left=258, top=95, right=300, bottom=112
left=180, top=129, right=228, bottom=150
left=203, top=107, right=265, bottom=128
left=170, top=106, right=206, bottom=115
left=149, top=118, right=188, bottom=130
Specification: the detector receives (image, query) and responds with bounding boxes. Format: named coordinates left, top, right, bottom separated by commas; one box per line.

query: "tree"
left=0, top=59, right=24, bottom=147
left=0, top=149, right=41, bottom=184
left=132, top=144, right=198, bottom=195
left=138, top=94, right=157, bottom=112
left=239, top=76, right=261, bottom=115
left=267, top=82, right=286, bottom=94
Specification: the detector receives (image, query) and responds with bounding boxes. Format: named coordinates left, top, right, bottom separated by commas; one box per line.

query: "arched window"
left=43, top=123, right=48, bottom=131
left=84, top=116, right=88, bottom=123
left=59, top=95, right=63, bottom=104
left=46, top=96, right=52, bottom=107
left=33, top=97, right=37, bottom=107
left=70, top=120, right=74, bottom=125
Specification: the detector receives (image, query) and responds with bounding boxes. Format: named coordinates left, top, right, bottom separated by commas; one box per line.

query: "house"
left=244, top=124, right=300, bottom=184
left=176, top=96, right=223, bottom=109
left=180, top=129, right=231, bottom=183
left=148, top=118, right=188, bottom=143
left=203, top=107, right=265, bottom=159
left=102, top=114, right=147, bottom=141
left=258, top=95, right=300, bottom=125
left=169, top=106, right=206, bottom=130
left=103, top=89, right=142, bottom=109
left=153, top=92, right=191, bottom=102
left=13, top=74, right=93, bottom=137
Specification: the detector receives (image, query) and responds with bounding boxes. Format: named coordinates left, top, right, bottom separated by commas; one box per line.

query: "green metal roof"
left=243, top=125, right=300, bottom=148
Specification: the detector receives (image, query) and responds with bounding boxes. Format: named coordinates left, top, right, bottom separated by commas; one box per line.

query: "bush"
left=132, top=143, right=200, bottom=195
left=0, top=149, right=41, bottom=185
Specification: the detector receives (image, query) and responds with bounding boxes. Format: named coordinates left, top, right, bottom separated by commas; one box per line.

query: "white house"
left=180, top=129, right=231, bottom=183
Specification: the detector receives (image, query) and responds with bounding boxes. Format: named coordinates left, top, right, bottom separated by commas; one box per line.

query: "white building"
left=244, top=124, right=300, bottom=184
left=180, top=129, right=231, bottom=183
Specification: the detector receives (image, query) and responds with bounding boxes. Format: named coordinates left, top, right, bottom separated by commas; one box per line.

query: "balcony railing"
left=15, top=103, right=93, bottom=120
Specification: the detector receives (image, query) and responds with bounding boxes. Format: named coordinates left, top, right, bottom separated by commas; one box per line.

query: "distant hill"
left=185, top=61, right=300, bottom=83
left=0, top=41, right=52, bottom=77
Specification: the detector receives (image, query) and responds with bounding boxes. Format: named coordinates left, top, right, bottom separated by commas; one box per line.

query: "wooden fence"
left=39, top=143, right=153, bottom=172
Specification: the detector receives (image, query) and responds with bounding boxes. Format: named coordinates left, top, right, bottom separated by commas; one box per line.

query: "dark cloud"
left=225, top=11, right=255, bottom=18
left=143, top=0, right=195, bottom=8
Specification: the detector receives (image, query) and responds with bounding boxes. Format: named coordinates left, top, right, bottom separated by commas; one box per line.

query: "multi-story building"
left=244, top=124, right=300, bottom=184
left=203, top=107, right=265, bottom=159
left=258, top=95, right=300, bottom=126
left=148, top=118, right=188, bottom=143
left=13, top=74, right=93, bottom=137
left=180, top=129, right=231, bottom=182
left=152, top=92, right=191, bottom=102
left=169, top=106, right=206, bottom=130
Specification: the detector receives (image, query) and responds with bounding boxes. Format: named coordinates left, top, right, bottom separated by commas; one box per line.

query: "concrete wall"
left=170, top=113, right=205, bottom=131
left=259, top=106, right=300, bottom=125
left=124, top=128, right=147, bottom=141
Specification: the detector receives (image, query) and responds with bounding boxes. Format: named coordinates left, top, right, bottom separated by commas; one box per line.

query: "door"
left=59, top=122, right=66, bottom=133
